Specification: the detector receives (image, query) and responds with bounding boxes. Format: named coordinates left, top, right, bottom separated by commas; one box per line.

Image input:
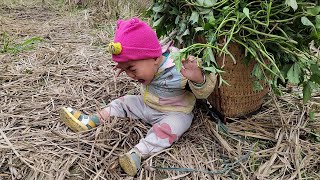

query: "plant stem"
left=241, top=26, right=288, bottom=40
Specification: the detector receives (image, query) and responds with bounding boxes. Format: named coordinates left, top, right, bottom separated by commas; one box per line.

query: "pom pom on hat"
left=109, top=17, right=162, bottom=62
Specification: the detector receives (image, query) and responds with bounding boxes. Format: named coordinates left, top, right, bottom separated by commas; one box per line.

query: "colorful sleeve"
left=181, top=76, right=188, bottom=89
left=188, top=73, right=217, bottom=99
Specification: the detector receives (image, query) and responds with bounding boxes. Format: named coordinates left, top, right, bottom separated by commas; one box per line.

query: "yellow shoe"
left=59, top=107, right=99, bottom=132
left=119, top=148, right=142, bottom=176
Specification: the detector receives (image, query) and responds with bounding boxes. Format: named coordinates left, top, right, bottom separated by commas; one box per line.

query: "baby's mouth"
left=138, top=79, right=145, bottom=84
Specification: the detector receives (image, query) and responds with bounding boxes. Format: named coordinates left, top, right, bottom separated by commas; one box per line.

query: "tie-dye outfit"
left=104, top=46, right=217, bottom=156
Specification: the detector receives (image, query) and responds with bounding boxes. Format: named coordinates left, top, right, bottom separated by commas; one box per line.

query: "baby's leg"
left=97, top=95, right=149, bottom=123
left=119, top=111, right=193, bottom=176
left=60, top=95, right=148, bottom=132
left=135, top=112, right=194, bottom=156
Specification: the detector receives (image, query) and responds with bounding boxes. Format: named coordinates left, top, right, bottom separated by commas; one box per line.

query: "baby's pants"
left=103, top=95, right=193, bottom=156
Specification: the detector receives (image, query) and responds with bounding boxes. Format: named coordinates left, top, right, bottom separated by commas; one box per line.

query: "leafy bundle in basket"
left=148, top=0, right=320, bottom=103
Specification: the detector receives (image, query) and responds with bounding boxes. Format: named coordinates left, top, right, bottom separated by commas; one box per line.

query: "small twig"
left=260, top=63, right=286, bottom=125
left=0, top=129, right=52, bottom=177
left=162, top=173, right=190, bottom=180
left=152, top=145, right=253, bottom=175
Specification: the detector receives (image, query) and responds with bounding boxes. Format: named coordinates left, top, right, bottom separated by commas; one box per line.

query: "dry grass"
left=63, top=0, right=151, bottom=23
left=0, top=1, right=320, bottom=179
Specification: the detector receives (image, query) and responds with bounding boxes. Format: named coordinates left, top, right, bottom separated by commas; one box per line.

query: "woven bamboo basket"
left=207, top=42, right=269, bottom=118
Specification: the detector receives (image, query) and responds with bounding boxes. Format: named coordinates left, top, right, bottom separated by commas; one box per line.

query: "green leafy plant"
left=0, top=32, right=43, bottom=55
left=148, top=0, right=320, bottom=103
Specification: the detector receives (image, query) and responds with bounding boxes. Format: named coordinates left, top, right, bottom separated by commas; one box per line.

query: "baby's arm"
left=180, top=56, right=217, bottom=99
left=189, top=73, right=217, bottom=99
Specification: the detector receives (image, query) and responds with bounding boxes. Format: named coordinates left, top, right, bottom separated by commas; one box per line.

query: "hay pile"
left=0, top=2, right=319, bottom=179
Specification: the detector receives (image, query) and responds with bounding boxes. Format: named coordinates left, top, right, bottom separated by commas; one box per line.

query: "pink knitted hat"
left=109, top=17, right=162, bottom=62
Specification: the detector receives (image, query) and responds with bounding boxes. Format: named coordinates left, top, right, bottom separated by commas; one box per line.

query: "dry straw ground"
left=1, top=1, right=320, bottom=179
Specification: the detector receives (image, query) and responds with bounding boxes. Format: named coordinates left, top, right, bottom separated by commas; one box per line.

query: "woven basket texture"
left=207, top=42, right=269, bottom=117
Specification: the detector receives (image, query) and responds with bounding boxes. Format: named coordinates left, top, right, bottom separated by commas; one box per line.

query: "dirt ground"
left=1, top=2, right=320, bottom=180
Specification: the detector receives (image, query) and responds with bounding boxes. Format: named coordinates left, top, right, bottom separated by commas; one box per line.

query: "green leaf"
left=307, top=6, right=320, bottom=16
left=153, top=16, right=164, bottom=27
left=202, top=47, right=217, bottom=68
left=189, top=11, right=199, bottom=25
left=309, top=111, right=315, bottom=121
left=195, top=27, right=204, bottom=32
left=178, top=21, right=187, bottom=34
left=311, top=29, right=320, bottom=40
left=310, top=74, right=320, bottom=84
left=271, top=80, right=283, bottom=96
left=310, top=64, right=320, bottom=76
left=175, top=15, right=180, bottom=25
left=303, top=82, right=312, bottom=103
left=169, top=7, right=179, bottom=15
left=182, top=29, right=190, bottom=37
left=222, top=6, right=230, bottom=11
left=204, top=23, right=214, bottom=30
left=218, top=75, right=230, bottom=87
left=152, top=4, right=165, bottom=13
left=287, top=63, right=301, bottom=84
left=1, top=35, right=43, bottom=55
left=205, top=12, right=215, bottom=22
left=196, top=0, right=205, bottom=6
left=203, top=0, right=217, bottom=6
left=243, top=7, right=250, bottom=20
left=316, top=15, right=320, bottom=30
left=171, top=52, right=183, bottom=71
left=207, top=48, right=216, bottom=64
left=252, top=64, right=263, bottom=80
left=198, top=7, right=212, bottom=14
left=21, top=37, right=43, bottom=47
left=202, top=66, right=216, bottom=73
left=253, top=81, right=264, bottom=92
left=285, top=0, right=298, bottom=11
left=301, top=16, right=315, bottom=28
left=281, top=64, right=291, bottom=78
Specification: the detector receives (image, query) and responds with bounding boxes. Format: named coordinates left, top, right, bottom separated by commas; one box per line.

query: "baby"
left=60, top=17, right=217, bottom=176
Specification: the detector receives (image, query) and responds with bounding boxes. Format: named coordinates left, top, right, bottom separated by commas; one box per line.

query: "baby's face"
left=116, top=56, right=163, bottom=85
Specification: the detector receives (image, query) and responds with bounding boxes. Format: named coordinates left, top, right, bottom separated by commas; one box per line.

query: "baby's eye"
left=128, top=66, right=136, bottom=72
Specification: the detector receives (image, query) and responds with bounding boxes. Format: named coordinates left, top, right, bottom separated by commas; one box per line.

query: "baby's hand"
left=180, top=56, right=204, bottom=84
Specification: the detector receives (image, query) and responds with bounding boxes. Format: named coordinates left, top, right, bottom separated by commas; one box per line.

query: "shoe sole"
left=59, top=107, right=88, bottom=132
left=119, top=154, right=137, bottom=176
